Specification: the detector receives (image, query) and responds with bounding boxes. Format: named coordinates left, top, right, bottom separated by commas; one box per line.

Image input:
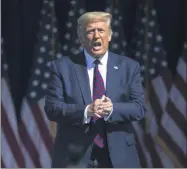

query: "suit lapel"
left=73, top=52, right=92, bottom=105
left=106, top=52, right=121, bottom=99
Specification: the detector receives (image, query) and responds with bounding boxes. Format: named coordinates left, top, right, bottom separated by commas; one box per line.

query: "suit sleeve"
left=44, top=61, right=87, bottom=125
left=107, top=62, right=147, bottom=123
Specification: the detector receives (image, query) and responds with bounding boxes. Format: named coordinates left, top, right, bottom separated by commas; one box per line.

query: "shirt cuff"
left=83, top=105, right=91, bottom=124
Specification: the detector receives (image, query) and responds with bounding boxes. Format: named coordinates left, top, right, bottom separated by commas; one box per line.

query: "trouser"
left=88, top=143, right=113, bottom=168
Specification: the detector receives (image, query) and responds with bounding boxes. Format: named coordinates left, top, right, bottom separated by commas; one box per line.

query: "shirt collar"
left=84, top=49, right=108, bottom=68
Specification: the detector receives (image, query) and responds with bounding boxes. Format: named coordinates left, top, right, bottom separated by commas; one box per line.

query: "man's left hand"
left=93, top=96, right=113, bottom=117
left=102, top=96, right=113, bottom=113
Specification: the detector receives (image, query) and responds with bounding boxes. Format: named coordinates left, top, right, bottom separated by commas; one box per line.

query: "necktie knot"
left=93, top=59, right=100, bottom=66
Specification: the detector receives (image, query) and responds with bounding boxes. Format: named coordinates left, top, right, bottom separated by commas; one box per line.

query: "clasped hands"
left=87, top=95, right=113, bottom=118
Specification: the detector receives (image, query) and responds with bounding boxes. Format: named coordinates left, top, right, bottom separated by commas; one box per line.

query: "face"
left=79, top=19, right=112, bottom=58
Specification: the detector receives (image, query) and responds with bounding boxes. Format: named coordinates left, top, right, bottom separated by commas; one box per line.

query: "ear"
left=108, top=34, right=112, bottom=42
left=78, top=34, right=84, bottom=47
left=77, top=28, right=84, bottom=47
left=108, top=30, right=112, bottom=42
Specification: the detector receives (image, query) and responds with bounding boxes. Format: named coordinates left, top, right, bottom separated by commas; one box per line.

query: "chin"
left=91, top=51, right=105, bottom=58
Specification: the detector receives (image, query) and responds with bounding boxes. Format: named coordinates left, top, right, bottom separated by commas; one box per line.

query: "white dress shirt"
left=83, top=49, right=113, bottom=123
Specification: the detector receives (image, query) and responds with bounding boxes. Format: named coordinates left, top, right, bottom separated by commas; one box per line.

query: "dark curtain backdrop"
left=1, top=0, right=187, bottom=119
left=2, top=0, right=43, bottom=120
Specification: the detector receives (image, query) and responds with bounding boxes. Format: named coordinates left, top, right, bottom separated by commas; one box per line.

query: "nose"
left=94, top=29, right=100, bottom=38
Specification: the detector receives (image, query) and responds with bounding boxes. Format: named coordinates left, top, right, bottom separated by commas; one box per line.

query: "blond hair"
left=77, top=11, right=113, bottom=42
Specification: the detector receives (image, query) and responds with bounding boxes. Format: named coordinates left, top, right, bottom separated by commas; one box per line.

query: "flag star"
left=45, top=24, right=51, bottom=30
left=32, top=80, right=39, bottom=86
left=68, top=10, right=74, bottom=16
left=44, top=72, right=50, bottom=79
left=40, top=46, right=46, bottom=53
left=42, top=35, right=48, bottom=41
left=37, top=57, right=44, bottom=64
left=41, top=83, right=47, bottom=89
left=156, top=35, right=162, bottom=42
left=30, top=91, right=37, bottom=98
left=35, top=69, right=41, bottom=75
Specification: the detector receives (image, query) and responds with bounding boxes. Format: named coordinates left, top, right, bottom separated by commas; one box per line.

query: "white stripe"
left=38, top=98, right=51, bottom=130
left=154, top=144, right=174, bottom=167
left=21, top=99, right=40, bottom=150
left=20, top=98, right=51, bottom=167
left=1, top=79, right=19, bottom=140
left=146, top=100, right=158, bottom=137
left=161, top=111, right=186, bottom=155
left=170, top=85, right=186, bottom=118
left=39, top=140, right=51, bottom=167
left=1, top=130, right=18, bottom=168
left=132, top=122, right=153, bottom=167
left=20, top=144, right=35, bottom=167
left=177, top=58, right=186, bottom=81
left=146, top=99, right=174, bottom=167
left=152, top=76, right=169, bottom=111
left=36, top=98, right=52, bottom=167
left=148, top=76, right=169, bottom=137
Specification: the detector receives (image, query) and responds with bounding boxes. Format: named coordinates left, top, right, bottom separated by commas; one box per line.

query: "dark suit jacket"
left=44, top=51, right=147, bottom=168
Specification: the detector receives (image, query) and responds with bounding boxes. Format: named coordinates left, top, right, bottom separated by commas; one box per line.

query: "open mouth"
left=93, top=41, right=102, bottom=51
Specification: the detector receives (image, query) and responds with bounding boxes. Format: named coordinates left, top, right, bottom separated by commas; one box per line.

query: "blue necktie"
left=92, top=59, right=106, bottom=148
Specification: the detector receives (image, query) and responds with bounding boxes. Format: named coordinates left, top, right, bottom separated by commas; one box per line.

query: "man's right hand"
left=87, top=95, right=110, bottom=118
left=87, top=103, right=102, bottom=118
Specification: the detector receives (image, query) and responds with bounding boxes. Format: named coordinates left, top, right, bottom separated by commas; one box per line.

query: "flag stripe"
left=174, top=74, right=187, bottom=101
left=144, top=134, right=163, bottom=167
left=1, top=104, right=25, bottom=167
left=158, top=127, right=187, bottom=167
left=133, top=122, right=163, bottom=167
left=176, top=58, right=186, bottom=81
left=19, top=119, right=42, bottom=167
left=133, top=122, right=150, bottom=167
left=134, top=133, right=147, bottom=167
left=148, top=84, right=163, bottom=123
left=166, top=100, right=187, bottom=137
left=29, top=103, right=52, bottom=155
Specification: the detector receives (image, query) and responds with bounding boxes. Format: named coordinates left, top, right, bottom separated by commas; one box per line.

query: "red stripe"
left=174, top=73, right=187, bottom=101
left=1, top=103, right=25, bottom=167
left=19, top=119, right=42, bottom=167
left=134, top=132, right=147, bottom=167
left=166, top=100, right=187, bottom=137
left=149, top=84, right=164, bottom=124
left=144, top=134, right=163, bottom=167
left=158, top=126, right=187, bottom=167
left=29, top=102, right=53, bottom=155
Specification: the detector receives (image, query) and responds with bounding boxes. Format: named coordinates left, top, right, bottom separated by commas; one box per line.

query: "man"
left=44, top=11, right=146, bottom=168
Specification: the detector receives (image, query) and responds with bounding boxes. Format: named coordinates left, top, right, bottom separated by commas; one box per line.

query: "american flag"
left=1, top=38, right=26, bottom=168
left=17, top=1, right=56, bottom=167
left=157, top=41, right=187, bottom=167
left=58, top=0, right=86, bottom=56
left=104, top=0, right=127, bottom=56
left=131, top=2, right=175, bottom=167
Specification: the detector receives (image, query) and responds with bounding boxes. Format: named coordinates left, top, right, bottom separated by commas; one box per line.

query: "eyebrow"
left=86, top=28, right=105, bottom=31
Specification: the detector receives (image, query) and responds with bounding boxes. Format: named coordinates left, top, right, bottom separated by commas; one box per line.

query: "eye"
left=98, top=28, right=105, bottom=33
left=86, top=29, right=94, bottom=34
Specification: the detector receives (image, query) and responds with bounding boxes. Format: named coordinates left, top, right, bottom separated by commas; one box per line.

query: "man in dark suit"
left=44, top=11, right=147, bottom=168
